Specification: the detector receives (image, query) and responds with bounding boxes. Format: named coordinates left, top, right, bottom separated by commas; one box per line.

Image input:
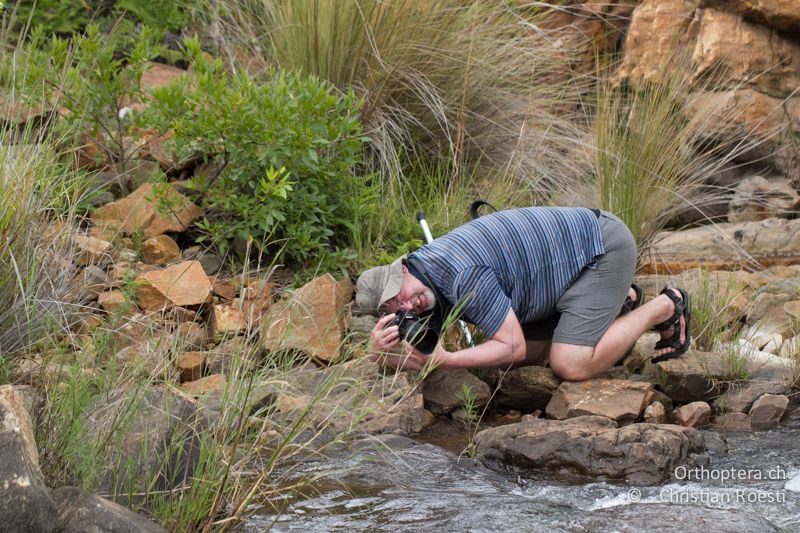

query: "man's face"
left=382, top=267, right=436, bottom=315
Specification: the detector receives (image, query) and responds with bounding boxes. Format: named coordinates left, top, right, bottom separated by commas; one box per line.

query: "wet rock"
left=52, top=486, right=167, bottom=533
left=0, top=385, right=58, bottom=533
left=712, top=412, right=752, bottom=432
left=261, top=274, right=353, bottom=362
left=714, top=380, right=788, bottom=413
left=210, top=304, right=246, bottom=337
left=545, top=379, right=653, bottom=424
left=728, top=176, right=800, bottom=222
left=89, top=386, right=205, bottom=503
left=654, top=350, right=728, bottom=403
left=582, top=503, right=780, bottom=533
left=91, top=183, right=202, bottom=239
left=134, top=260, right=212, bottom=311
left=475, top=415, right=709, bottom=485
left=180, top=374, right=226, bottom=397
left=643, top=401, right=668, bottom=424
left=421, top=368, right=491, bottom=415
left=673, top=401, right=712, bottom=428
left=748, top=393, right=789, bottom=429
left=141, top=234, right=181, bottom=265
left=175, top=352, right=206, bottom=382
left=496, top=366, right=561, bottom=412
left=362, top=393, right=427, bottom=435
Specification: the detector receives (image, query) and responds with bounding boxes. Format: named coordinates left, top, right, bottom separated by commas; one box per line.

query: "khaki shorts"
left=521, top=211, right=636, bottom=346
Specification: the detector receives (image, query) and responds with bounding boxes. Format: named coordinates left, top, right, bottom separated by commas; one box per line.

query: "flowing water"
left=247, top=417, right=800, bottom=532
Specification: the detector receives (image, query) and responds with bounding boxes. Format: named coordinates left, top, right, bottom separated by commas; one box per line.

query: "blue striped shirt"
left=409, top=207, right=605, bottom=337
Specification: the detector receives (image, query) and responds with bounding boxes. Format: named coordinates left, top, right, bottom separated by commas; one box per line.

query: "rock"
left=623, top=332, right=661, bottom=372
left=88, top=387, right=205, bottom=503
left=212, top=279, right=237, bottom=301
left=261, top=274, right=353, bottom=362
left=673, top=401, right=712, bottom=427
left=180, top=374, right=226, bottom=396
left=745, top=291, right=792, bottom=325
left=715, top=380, right=789, bottom=412
left=140, top=62, right=185, bottom=93
left=421, top=368, right=492, bottom=415
left=141, top=235, right=181, bottom=264
left=700, top=0, right=800, bottom=34
left=713, top=412, right=752, bottom=431
left=545, top=379, right=654, bottom=423
left=174, top=322, right=207, bottom=350
left=654, top=350, right=729, bottom=403
left=649, top=216, right=800, bottom=273
left=175, top=352, right=206, bottom=382
left=210, top=304, right=247, bottom=337
left=134, top=261, right=212, bottom=310
left=362, top=393, right=427, bottom=435
left=748, top=393, right=789, bottom=429
left=692, top=9, right=800, bottom=98
left=97, top=290, right=132, bottom=315
left=348, top=314, right=379, bottom=345
left=91, top=183, right=202, bottom=239
left=197, top=253, right=222, bottom=276
left=728, top=176, right=800, bottom=222
left=0, top=386, right=59, bottom=533
left=475, top=415, right=709, bottom=485
left=496, top=366, right=561, bottom=412
left=780, top=334, right=800, bottom=357
left=643, top=401, right=668, bottom=424
left=74, top=233, right=113, bottom=266
left=52, top=486, right=167, bottom=533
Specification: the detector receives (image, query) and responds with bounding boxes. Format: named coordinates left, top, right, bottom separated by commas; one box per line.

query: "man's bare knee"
left=549, top=343, right=596, bottom=381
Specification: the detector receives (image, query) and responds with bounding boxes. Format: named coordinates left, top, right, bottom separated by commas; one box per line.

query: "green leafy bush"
left=145, top=38, right=368, bottom=263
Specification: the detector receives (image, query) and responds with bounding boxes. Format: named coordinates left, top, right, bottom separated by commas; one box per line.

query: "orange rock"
left=141, top=234, right=181, bottom=264
left=175, top=351, right=206, bottom=382
left=74, top=233, right=112, bottom=266
left=91, top=182, right=202, bottom=239
left=180, top=374, right=226, bottom=396
left=174, top=322, right=207, bottom=349
left=97, top=290, right=135, bottom=315
left=212, top=279, right=237, bottom=301
left=140, top=62, right=185, bottom=93
left=211, top=304, right=247, bottom=337
left=261, top=274, right=353, bottom=362
left=134, top=260, right=212, bottom=310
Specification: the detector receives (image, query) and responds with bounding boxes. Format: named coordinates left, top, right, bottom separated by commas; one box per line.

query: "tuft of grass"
left=201, top=0, right=592, bottom=195
left=691, top=270, right=745, bottom=352
left=587, top=47, right=755, bottom=247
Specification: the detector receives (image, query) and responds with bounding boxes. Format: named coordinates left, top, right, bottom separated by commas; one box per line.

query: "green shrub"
left=145, top=38, right=368, bottom=264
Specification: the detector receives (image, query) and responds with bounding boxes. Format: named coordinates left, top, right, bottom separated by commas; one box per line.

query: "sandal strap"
left=653, top=287, right=684, bottom=331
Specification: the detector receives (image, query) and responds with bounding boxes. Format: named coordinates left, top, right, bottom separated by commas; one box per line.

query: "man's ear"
left=402, top=264, right=409, bottom=274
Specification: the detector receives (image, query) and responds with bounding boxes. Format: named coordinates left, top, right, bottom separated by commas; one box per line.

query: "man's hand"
left=368, top=314, right=431, bottom=370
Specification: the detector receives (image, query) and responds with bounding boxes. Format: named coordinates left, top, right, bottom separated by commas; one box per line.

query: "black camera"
left=386, top=310, right=439, bottom=355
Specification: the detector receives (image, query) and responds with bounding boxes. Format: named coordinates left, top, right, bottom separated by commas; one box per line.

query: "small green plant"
left=145, top=37, right=368, bottom=264
left=692, top=270, right=745, bottom=351
left=456, top=383, right=479, bottom=429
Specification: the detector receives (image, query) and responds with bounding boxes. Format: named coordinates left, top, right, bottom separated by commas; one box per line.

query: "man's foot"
left=620, top=283, right=644, bottom=314
left=652, top=287, right=691, bottom=363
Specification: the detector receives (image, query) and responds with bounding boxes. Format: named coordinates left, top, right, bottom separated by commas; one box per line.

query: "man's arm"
left=415, top=307, right=527, bottom=368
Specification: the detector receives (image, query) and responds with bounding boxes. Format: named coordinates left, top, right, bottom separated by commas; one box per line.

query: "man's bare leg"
left=510, top=340, right=551, bottom=368
left=548, top=290, right=686, bottom=381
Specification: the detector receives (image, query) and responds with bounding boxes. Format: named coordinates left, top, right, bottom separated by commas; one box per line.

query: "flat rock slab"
left=134, top=260, right=212, bottom=310
left=475, top=415, right=709, bottom=485
left=545, top=379, right=653, bottom=423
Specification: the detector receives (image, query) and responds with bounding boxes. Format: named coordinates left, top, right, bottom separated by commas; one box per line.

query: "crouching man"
left=356, top=207, right=690, bottom=381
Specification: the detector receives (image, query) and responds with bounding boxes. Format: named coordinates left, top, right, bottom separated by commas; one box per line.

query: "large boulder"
left=0, top=385, right=58, bottom=533
left=52, top=487, right=167, bottom=533
left=87, top=387, right=206, bottom=504
left=728, top=175, right=800, bottom=222
left=496, top=366, right=561, bottom=412
left=261, top=274, right=353, bottom=362
left=545, top=379, right=654, bottom=423
left=421, top=368, right=491, bottom=415
left=748, top=393, right=789, bottom=429
left=700, top=0, right=800, bottom=34
left=91, top=182, right=202, bottom=239
left=475, top=415, right=710, bottom=485
left=715, top=379, right=789, bottom=412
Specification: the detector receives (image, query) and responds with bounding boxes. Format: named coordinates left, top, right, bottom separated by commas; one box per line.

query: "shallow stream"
left=247, top=417, right=800, bottom=532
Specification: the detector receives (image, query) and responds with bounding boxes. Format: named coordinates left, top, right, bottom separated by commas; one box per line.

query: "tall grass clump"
left=589, top=49, right=754, bottom=247
left=203, top=0, right=592, bottom=197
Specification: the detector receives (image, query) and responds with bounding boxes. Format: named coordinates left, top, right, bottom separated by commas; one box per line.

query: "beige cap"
left=355, top=255, right=406, bottom=314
